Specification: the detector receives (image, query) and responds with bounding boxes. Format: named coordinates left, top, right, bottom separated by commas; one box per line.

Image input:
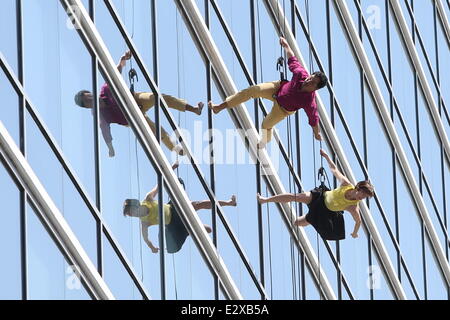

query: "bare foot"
left=204, top=225, right=212, bottom=233
left=257, top=193, right=266, bottom=204
left=195, top=102, right=204, bottom=115
left=208, top=101, right=222, bottom=114
left=230, top=195, right=237, bottom=206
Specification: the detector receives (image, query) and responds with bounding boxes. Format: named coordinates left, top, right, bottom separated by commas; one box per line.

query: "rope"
left=56, top=3, right=67, bottom=299
left=257, top=0, right=264, bottom=83
left=128, top=130, right=136, bottom=299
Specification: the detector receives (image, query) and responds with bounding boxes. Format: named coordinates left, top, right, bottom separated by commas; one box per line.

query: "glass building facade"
left=0, top=0, right=449, bottom=300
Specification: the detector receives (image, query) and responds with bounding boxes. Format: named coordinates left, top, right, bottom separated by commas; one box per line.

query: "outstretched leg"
left=257, top=192, right=312, bottom=205
left=191, top=195, right=237, bottom=211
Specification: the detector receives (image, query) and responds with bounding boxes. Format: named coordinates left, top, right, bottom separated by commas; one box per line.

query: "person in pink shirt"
left=208, top=37, right=327, bottom=147
left=74, top=51, right=204, bottom=157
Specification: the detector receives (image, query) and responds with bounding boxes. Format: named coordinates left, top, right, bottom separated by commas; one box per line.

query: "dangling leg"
left=257, top=192, right=312, bottom=205
left=209, top=81, right=280, bottom=114
left=191, top=195, right=237, bottom=211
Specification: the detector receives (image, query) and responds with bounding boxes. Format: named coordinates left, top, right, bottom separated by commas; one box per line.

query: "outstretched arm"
left=320, top=149, right=351, bottom=186
left=279, top=37, right=295, bottom=59
left=117, top=50, right=132, bottom=74
left=347, top=205, right=362, bottom=238
left=141, top=222, right=159, bottom=253
left=144, top=160, right=180, bottom=202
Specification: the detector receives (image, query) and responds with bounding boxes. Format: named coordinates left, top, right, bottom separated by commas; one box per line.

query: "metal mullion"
left=388, top=0, right=450, bottom=167
left=0, top=126, right=113, bottom=300
left=89, top=0, right=103, bottom=279
left=402, top=0, right=450, bottom=126
left=204, top=0, right=219, bottom=301
left=104, top=0, right=267, bottom=298
left=325, top=0, right=342, bottom=300
left=179, top=0, right=337, bottom=299
left=15, top=0, right=28, bottom=300
left=210, top=0, right=310, bottom=193
left=356, top=0, right=373, bottom=300
left=209, top=0, right=353, bottom=297
left=335, top=0, right=450, bottom=296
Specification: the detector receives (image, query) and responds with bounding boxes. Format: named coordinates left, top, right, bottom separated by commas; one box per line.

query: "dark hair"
left=312, top=71, right=328, bottom=90
left=123, top=198, right=140, bottom=216
left=74, top=90, right=91, bottom=108
left=355, top=180, right=374, bottom=198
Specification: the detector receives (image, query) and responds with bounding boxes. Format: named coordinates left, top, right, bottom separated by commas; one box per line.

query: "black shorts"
left=305, top=189, right=346, bottom=241
left=161, top=203, right=190, bottom=254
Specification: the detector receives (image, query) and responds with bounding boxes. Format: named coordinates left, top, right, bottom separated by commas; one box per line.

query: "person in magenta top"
left=208, top=37, right=327, bottom=147
left=74, top=51, right=204, bottom=157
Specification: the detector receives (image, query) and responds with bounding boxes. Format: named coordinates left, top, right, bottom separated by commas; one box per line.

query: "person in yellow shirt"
left=257, top=149, right=374, bottom=240
left=123, top=161, right=237, bottom=253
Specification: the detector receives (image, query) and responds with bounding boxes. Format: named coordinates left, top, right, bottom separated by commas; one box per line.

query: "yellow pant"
left=225, top=81, right=295, bottom=144
left=132, top=92, right=187, bottom=151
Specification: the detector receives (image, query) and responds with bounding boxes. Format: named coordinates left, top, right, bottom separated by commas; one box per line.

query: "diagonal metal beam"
left=207, top=0, right=355, bottom=299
